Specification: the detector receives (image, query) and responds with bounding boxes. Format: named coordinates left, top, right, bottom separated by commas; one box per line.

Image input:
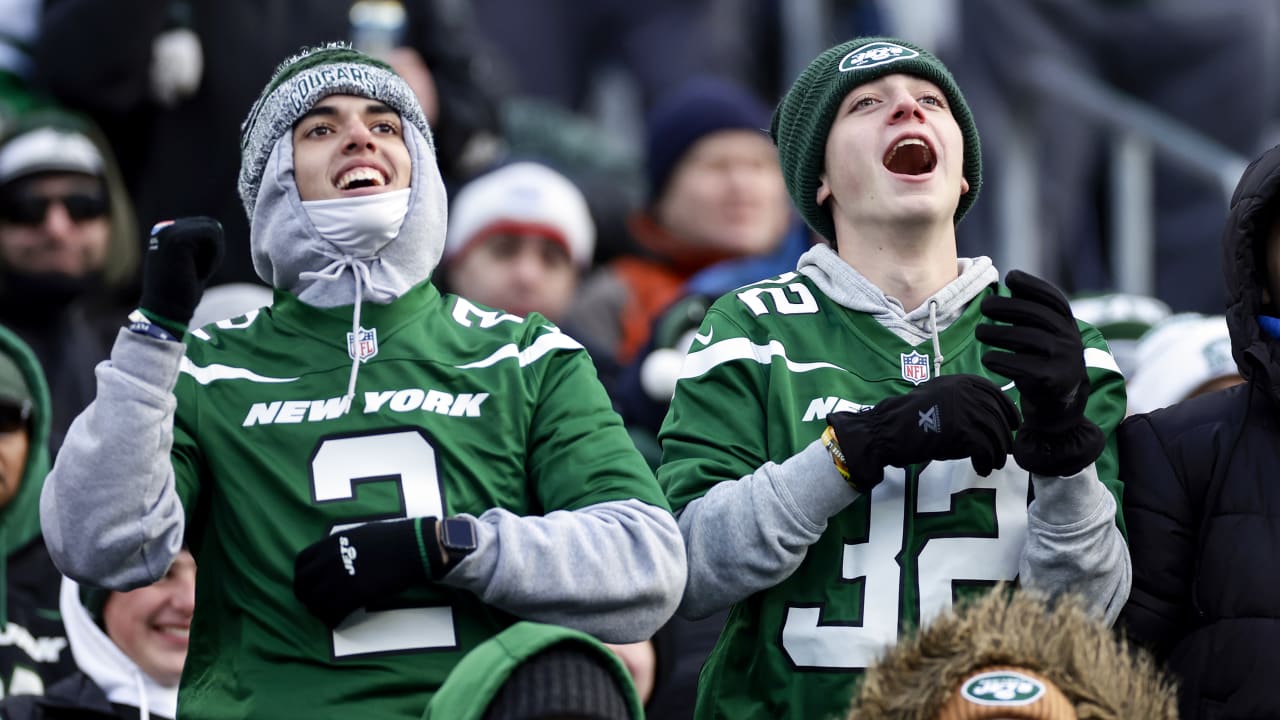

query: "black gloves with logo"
left=293, top=518, right=432, bottom=629
left=827, top=374, right=1020, bottom=494
left=138, top=217, right=224, bottom=332
left=977, top=270, right=1105, bottom=477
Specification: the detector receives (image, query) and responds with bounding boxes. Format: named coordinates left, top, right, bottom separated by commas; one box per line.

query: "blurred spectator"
left=0, top=110, right=137, bottom=454
left=0, top=325, right=74, bottom=698
left=1118, top=142, right=1280, bottom=719
left=563, top=76, right=791, bottom=387
left=0, top=551, right=195, bottom=719
left=1069, top=291, right=1171, bottom=380
left=469, top=0, right=713, bottom=116
left=1125, top=313, right=1242, bottom=415
left=847, top=586, right=1177, bottom=719
left=947, top=0, right=1280, bottom=313
left=423, top=621, right=642, bottom=720
left=33, top=0, right=502, bottom=287
left=440, top=161, right=594, bottom=325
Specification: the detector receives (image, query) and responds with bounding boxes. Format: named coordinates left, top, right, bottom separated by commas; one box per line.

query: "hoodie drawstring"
left=928, top=299, right=944, bottom=377
left=299, top=252, right=399, bottom=401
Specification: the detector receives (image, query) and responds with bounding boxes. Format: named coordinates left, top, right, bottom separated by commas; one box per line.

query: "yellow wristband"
left=821, top=425, right=852, bottom=482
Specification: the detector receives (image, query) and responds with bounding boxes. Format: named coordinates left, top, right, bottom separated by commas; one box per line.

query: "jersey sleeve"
left=658, top=305, right=772, bottom=513
left=525, top=319, right=669, bottom=512
left=1080, top=322, right=1129, bottom=536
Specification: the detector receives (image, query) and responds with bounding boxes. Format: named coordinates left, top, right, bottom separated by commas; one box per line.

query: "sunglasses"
left=0, top=399, right=30, bottom=433
left=1, top=192, right=108, bottom=225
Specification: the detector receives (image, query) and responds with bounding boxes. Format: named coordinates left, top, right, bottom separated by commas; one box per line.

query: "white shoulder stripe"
left=1084, top=347, right=1121, bottom=375
left=179, top=357, right=299, bottom=385
left=456, top=330, right=583, bottom=370
left=679, top=338, right=842, bottom=380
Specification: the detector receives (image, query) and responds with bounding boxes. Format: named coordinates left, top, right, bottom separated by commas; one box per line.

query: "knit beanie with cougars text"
left=237, top=42, right=432, bottom=219
left=770, top=36, right=981, bottom=242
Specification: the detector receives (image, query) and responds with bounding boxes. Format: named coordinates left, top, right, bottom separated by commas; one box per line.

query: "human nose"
left=889, top=93, right=925, bottom=124
left=41, top=200, right=76, bottom=239
left=344, top=122, right=376, bottom=152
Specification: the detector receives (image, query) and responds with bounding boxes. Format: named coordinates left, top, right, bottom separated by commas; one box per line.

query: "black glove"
left=138, top=217, right=224, bottom=331
left=976, top=270, right=1105, bottom=476
left=293, top=518, right=432, bottom=629
left=827, top=374, right=1020, bottom=493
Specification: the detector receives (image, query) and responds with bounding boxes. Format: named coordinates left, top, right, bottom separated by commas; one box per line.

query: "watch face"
left=442, top=517, right=477, bottom=552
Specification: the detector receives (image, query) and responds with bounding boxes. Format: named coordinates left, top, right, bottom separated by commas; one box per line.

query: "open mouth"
left=883, top=137, right=936, bottom=175
left=335, top=167, right=388, bottom=191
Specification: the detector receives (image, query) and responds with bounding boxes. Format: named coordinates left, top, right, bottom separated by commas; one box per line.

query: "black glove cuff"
left=827, top=412, right=885, bottom=495
left=1013, top=420, right=1105, bottom=477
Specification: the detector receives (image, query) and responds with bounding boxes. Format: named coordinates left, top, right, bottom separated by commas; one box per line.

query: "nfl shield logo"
left=900, top=350, right=930, bottom=385
left=347, top=327, right=379, bottom=363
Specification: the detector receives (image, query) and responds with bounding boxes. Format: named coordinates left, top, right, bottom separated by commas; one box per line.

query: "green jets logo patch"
left=960, top=670, right=1045, bottom=706
left=838, top=41, right=919, bottom=72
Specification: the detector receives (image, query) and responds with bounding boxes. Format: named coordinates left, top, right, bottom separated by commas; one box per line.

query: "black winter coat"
left=0, top=672, right=158, bottom=720
left=1118, top=143, right=1280, bottom=719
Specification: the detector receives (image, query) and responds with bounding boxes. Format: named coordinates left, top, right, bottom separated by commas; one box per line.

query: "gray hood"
left=248, top=122, right=447, bottom=307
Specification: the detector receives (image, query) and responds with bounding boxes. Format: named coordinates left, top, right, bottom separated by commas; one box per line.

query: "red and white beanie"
left=444, top=161, right=595, bottom=269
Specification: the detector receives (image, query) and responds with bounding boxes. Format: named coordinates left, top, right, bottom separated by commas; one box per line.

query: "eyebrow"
left=295, top=101, right=398, bottom=125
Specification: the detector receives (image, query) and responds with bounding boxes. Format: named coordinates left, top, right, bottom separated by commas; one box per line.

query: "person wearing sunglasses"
left=0, top=110, right=138, bottom=454
left=0, top=324, right=76, bottom=698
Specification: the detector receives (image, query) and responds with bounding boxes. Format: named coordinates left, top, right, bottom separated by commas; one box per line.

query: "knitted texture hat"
left=446, top=160, right=597, bottom=268
left=645, top=76, right=771, bottom=202
left=238, top=42, right=432, bottom=219
left=482, top=646, right=633, bottom=720
left=770, top=36, right=981, bottom=242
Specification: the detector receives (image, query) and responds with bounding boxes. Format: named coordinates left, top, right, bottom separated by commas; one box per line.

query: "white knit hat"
left=444, top=161, right=595, bottom=268
left=1126, top=313, right=1240, bottom=414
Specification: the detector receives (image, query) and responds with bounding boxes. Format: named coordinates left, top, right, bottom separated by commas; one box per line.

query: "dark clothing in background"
left=0, top=672, right=161, bottom=720
left=1118, top=143, right=1280, bottom=719
left=948, top=0, right=1280, bottom=313
left=34, top=0, right=499, bottom=286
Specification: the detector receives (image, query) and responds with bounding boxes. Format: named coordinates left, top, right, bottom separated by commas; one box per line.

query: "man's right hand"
left=138, top=216, right=223, bottom=333
left=827, top=374, right=1021, bottom=494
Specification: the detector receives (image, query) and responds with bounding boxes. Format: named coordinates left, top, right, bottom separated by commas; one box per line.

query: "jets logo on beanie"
left=238, top=42, right=433, bottom=220
left=770, top=36, right=982, bottom=242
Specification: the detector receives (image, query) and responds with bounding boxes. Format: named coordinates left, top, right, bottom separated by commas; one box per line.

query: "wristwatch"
left=433, top=516, right=477, bottom=579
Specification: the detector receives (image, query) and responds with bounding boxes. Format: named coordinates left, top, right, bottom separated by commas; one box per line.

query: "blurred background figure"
left=33, top=0, right=503, bottom=287
left=945, top=0, right=1280, bottom=313
left=1069, top=291, right=1172, bottom=380
left=564, top=76, right=792, bottom=389
left=0, top=110, right=137, bottom=454
left=0, top=326, right=74, bottom=699
left=1126, top=313, right=1242, bottom=416
left=423, top=621, right=642, bottom=720
left=0, top=549, right=195, bottom=720
left=440, top=161, right=594, bottom=325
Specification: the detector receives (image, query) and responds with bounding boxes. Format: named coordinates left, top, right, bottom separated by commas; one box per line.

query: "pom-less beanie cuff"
left=770, top=36, right=981, bottom=242
left=237, top=42, right=433, bottom=220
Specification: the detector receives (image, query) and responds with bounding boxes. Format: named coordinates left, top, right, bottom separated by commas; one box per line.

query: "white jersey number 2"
left=780, top=461, right=1029, bottom=669
left=312, top=430, right=455, bottom=658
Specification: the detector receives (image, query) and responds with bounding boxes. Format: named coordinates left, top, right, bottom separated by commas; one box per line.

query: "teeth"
left=158, top=625, right=190, bottom=638
left=885, top=138, right=929, bottom=164
left=337, top=167, right=386, bottom=189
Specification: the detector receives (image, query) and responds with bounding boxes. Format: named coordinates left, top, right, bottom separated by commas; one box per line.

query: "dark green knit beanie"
left=770, top=36, right=982, bottom=242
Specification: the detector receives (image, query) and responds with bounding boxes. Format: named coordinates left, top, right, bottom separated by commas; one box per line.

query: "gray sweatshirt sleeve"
left=441, top=498, right=687, bottom=644
left=675, top=440, right=857, bottom=620
left=39, top=329, right=186, bottom=590
left=1020, top=463, right=1132, bottom=624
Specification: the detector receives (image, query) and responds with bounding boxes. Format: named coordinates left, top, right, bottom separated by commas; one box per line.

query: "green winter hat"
left=0, top=351, right=31, bottom=408
left=238, top=42, right=433, bottom=220
left=770, top=36, right=982, bottom=242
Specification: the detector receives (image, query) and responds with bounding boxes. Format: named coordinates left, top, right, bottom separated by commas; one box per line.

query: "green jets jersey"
left=169, top=282, right=666, bottom=719
left=659, top=271, right=1126, bottom=720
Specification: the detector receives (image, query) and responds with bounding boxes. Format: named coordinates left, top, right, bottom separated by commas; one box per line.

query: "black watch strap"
left=422, top=516, right=477, bottom=580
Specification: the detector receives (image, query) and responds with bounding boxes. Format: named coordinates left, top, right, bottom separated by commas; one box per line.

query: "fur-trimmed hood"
left=847, top=587, right=1178, bottom=720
